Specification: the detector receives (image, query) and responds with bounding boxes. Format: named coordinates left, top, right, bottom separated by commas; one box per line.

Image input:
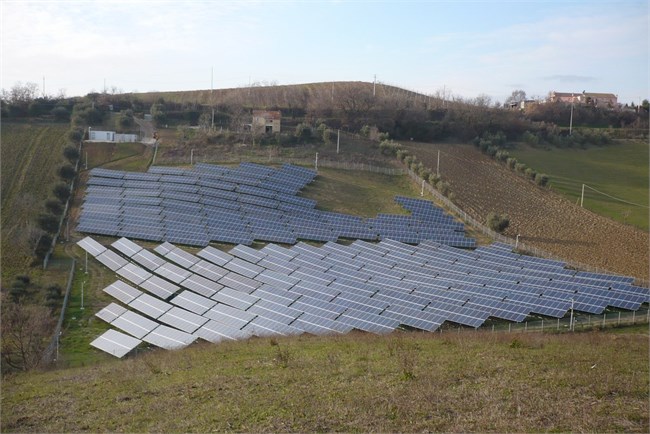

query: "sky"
left=1, top=0, right=648, bottom=105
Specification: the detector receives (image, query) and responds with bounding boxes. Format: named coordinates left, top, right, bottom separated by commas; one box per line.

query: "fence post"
left=632, top=310, right=635, bottom=324
left=541, top=319, right=543, bottom=331
left=508, top=323, right=511, bottom=333
left=557, top=318, right=560, bottom=330
left=602, top=313, right=606, bottom=327
left=525, top=322, right=527, bottom=332
left=618, top=312, right=621, bottom=325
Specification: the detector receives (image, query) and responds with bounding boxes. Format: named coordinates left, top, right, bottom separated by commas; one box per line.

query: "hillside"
left=3, top=328, right=648, bottom=433
left=405, top=141, right=649, bottom=280
left=0, top=122, right=69, bottom=278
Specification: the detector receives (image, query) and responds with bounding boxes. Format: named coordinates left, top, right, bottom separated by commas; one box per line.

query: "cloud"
left=543, top=75, right=596, bottom=83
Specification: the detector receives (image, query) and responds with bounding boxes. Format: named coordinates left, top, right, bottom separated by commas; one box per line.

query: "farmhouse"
left=549, top=91, right=618, bottom=107
left=252, top=110, right=281, bottom=134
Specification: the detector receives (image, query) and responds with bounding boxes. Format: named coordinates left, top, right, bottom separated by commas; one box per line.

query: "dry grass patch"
left=2, top=329, right=648, bottom=433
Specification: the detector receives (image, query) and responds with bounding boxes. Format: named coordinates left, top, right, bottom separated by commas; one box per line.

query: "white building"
left=89, top=129, right=139, bottom=143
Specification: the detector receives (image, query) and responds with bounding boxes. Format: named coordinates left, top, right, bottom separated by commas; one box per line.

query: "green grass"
left=3, top=330, right=648, bottom=433
left=300, top=167, right=421, bottom=217
left=511, top=141, right=649, bottom=230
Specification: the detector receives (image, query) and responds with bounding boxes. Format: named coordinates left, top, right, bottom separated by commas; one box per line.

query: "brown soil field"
left=405, top=142, right=649, bottom=281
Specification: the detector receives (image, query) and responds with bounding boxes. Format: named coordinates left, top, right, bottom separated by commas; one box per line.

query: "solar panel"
left=170, top=290, right=217, bottom=315
left=111, top=237, right=143, bottom=257
left=128, top=293, right=173, bottom=319
left=142, top=325, right=197, bottom=349
left=116, top=262, right=152, bottom=285
left=158, top=306, right=209, bottom=333
left=90, top=329, right=142, bottom=358
left=95, top=250, right=129, bottom=271
left=111, top=310, right=159, bottom=339
left=140, top=275, right=179, bottom=299
left=95, top=303, right=128, bottom=324
left=103, top=280, right=143, bottom=304
left=203, top=303, right=257, bottom=329
left=193, top=320, right=252, bottom=343
left=77, top=236, right=107, bottom=257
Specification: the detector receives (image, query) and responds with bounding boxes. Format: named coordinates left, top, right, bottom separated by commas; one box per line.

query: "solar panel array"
left=77, top=162, right=475, bottom=247
left=78, top=236, right=649, bottom=358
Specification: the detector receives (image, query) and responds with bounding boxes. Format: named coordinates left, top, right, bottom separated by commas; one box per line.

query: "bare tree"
left=1, top=301, right=56, bottom=371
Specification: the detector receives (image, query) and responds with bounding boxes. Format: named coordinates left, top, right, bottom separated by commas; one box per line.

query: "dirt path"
left=406, top=142, right=649, bottom=280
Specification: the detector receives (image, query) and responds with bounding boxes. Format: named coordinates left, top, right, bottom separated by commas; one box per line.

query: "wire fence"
left=448, top=307, right=650, bottom=335
left=42, top=258, right=76, bottom=365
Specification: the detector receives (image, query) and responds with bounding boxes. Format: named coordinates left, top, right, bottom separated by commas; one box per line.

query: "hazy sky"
left=2, top=0, right=647, bottom=104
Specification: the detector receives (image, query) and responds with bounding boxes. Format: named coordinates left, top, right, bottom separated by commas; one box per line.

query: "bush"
left=63, top=145, right=80, bottom=163
left=396, top=149, right=408, bottom=162
left=495, top=150, right=510, bottom=162
left=404, top=156, right=415, bottom=166
left=436, top=180, right=451, bottom=197
left=487, top=212, right=510, bottom=233
left=58, top=164, right=76, bottom=181
left=52, top=183, right=70, bottom=203
left=37, top=213, right=60, bottom=233
left=45, top=199, right=64, bottom=216
left=524, top=167, right=537, bottom=180
left=514, top=162, right=527, bottom=173
left=67, top=128, right=83, bottom=143
left=506, top=157, right=517, bottom=170
left=428, top=173, right=440, bottom=185
left=360, top=125, right=371, bottom=137
left=294, top=123, right=312, bottom=141
left=51, top=106, right=70, bottom=122
left=535, top=173, right=549, bottom=187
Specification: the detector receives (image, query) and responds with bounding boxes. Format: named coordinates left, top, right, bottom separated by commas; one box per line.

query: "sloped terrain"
left=406, top=142, right=649, bottom=280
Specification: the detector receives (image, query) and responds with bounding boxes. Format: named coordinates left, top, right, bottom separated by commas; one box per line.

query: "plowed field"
left=405, top=142, right=649, bottom=281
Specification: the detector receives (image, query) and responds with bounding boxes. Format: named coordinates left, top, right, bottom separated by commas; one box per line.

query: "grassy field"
left=0, top=122, right=69, bottom=280
left=300, top=168, right=420, bottom=217
left=2, top=328, right=648, bottom=433
left=511, top=141, right=649, bottom=230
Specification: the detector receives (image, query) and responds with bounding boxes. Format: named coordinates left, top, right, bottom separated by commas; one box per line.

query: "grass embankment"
left=0, top=122, right=69, bottom=280
left=2, top=329, right=648, bottom=433
left=511, top=141, right=649, bottom=230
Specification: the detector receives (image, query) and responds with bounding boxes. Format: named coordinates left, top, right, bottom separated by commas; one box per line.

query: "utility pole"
left=211, top=67, right=215, bottom=129
left=569, top=93, right=574, bottom=135
left=81, top=281, right=85, bottom=310
left=191, top=149, right=194, bottom=165
left=420, top=179, right=425, bottom=196
left=336, top=129, right=340, bottom=154
left=315, top=152, right=319, bottom=171
left=436, top=149, right=440, bottom=177
left=580, top=184, right=585, bottom=207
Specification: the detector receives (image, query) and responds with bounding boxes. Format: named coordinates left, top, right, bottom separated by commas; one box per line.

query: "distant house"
left=252, top=110, right=281, bottom=134
left=549, top=91, right=579, bottom=104
left=549, top=91, right=617, bottom=107
left=89, top=129, right=139, bottom=143
left=579, top=92, right=618, bottom=108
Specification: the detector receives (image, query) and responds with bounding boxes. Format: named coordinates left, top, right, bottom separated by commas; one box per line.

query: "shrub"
left=51, top=106, right=70, bottom=122
left=487, top=212, right=510, bottom=233
left=506, top=157, right=517, bottom=170
left=396, top=149, right=408, bottom=162
left=514, top=162, right=527, bottom=173
left=63, top=145, right=80, bottom=163
left=52, top=183, right=70, bottom=203
left=404, top=156, right=415, bottom=166
left=436, top=180, right=451, bottom=197
left=58, top=164, right=76, bottom=181
left=37, top=213, right=60, bottom=233
left=360, top=125, right=371, bottom=137
left=67, top=128, right=83, bottom=143
left=45, top=199, right=64, bottom=216
left=428, top=173, right=440, bottom=185
left=524, top=167, right=537, bottom=180
left=294, top=123, right=312, bottom=140
left=535, top=173, right=549, bottom=187
left=495, top=150, right=510, bottom=162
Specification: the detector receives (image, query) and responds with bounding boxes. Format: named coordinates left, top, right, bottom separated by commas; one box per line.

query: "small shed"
left=252, top=110, right=281, bottom=134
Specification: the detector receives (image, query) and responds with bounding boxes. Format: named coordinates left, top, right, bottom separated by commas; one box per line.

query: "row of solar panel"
left=80, top=236, right=648, bottom=358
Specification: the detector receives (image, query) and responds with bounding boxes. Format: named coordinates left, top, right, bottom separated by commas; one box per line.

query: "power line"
left=582, top=183, right=649, bottom=209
